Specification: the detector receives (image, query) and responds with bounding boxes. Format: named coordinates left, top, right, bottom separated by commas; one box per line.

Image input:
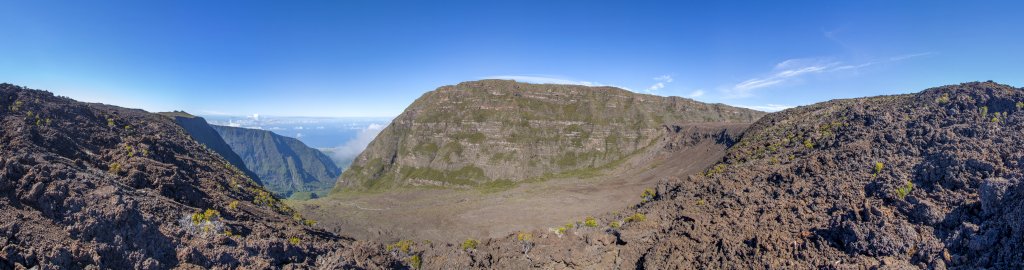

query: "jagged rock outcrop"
left=211, top=125, right=341, bottom=198
left=335, top=79, right=764, bottom=191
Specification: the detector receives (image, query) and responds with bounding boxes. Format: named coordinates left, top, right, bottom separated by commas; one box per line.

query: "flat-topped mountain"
left=211, top=125, right=341, bottom=198
left=334, top=79, right=765, bottom=192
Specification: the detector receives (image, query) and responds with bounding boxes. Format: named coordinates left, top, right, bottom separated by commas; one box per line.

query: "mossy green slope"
left=335, top=79, right=764, bottom=192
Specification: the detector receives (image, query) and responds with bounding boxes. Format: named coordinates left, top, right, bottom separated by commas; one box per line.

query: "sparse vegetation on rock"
left=461, top=239, right=478, bottom=251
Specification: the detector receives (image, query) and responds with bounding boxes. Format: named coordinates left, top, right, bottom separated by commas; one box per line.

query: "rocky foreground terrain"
left=3, top=81, right=1023, bottom=269
left=0, top=84, right=396, bottom=269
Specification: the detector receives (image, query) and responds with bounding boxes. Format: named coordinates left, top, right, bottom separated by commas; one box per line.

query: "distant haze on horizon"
left=2, top=1, right=1023, bottom=117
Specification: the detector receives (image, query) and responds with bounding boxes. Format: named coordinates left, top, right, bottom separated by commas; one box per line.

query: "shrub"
left=1017, top=101, right=1024, bottom=109
left=227, top=200, right=239, bottom=210
left=107, top=118, right=115, bottom=128
left=387, top=240, right=414, bottom=253
left=872, top=162, right=884, bottom=177
left=641, top=188, right=655, bottom=202
left=696, top=199, right=705, bottom=206
left=584, top=216, right=598, bottom=227
left=253, top=190, right=274, bottom=206
left=936, top=93, right=950, bottom=104
left=517, top=232, right=533, bottom=242
left=179, top=209, right=226, bottom=237
left=704, top=164, right=726, bottom=177
left=289, top=237, right=301, bottom=245
left=803, top=138, right=815, bottom=149
left=108, top=162, right=121, bottom=175
left=625, top=213, right=646, bottom=223
left=895, top=181, right=914, bottom=200
left=609, top=221, right=620, bottom=229
left=407, top=255, right=422, bottom=269
left=517, top=232, right=534, bottom=254
left=980, top=106, right=989, bottom=117
left=303, top=219, right=317, bottom=226
left=461, top=239, right=478, bottom=251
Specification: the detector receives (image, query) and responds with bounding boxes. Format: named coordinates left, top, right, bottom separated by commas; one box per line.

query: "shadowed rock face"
left=211, top=125, right=341, bottom=197
left=314, top=81, right=1023, bottom=269
left=335, top=79, right=765, bottom=192
left=0, top=84, right=395, bottom=269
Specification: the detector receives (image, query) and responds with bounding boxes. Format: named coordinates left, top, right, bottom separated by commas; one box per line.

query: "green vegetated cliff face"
left=335, top=79, right=765, bottom=192
left=212, top=125, right=341, bottom=197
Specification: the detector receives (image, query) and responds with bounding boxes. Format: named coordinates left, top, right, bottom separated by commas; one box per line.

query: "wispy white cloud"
left=734, top=104, right=794, bottom=112
left=727, top=52, right=933, bottom=98
left=325, top=123, right=386, bottom=168
left=646, top=75, right=674, bottom=93
left=687, top=89, right=705, bottom=98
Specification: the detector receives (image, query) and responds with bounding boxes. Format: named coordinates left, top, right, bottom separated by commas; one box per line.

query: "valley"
left=291, top=123, right=746, bottom=242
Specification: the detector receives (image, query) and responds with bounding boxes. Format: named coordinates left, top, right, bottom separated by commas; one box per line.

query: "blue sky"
left=2, top=1, right=1022, bottom=116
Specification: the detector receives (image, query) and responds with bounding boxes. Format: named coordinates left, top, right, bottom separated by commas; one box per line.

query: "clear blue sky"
left=2, top=1, right=1022, bottom=116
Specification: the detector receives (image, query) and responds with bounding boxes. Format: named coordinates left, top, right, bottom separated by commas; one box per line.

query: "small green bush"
left=872, top=162, right=884, bottom=177
left=107, top=118, right=115, bottom=128
left=704, top=164, right=726, bottom=177
left=517, top=232, right=533, bottom=242
left=584, top=216, right=598, bottom=227
left=461, top=239, right=478, bottom=251
left=1017, top=101, right=1024, bottom=109
left=253, top=190, right=274, bottom=206
left=895, top=181, right=914, bottom=200
left=227, top=200, right=239, bottom=210
left=935, top=93, right=950, bottom=104
left=387, top=239, right=414, bottom=253
left=289, top=237, right=301, bottom=245
left=407, top=254, right=422, bottom=269
left=641, top=188, right=655, bottom=202
left=625, top=213, right=646, bottom=223
left=609, top=221, right=620, bottom=229
left=803, top=138, right=815, bottom=149
left=108, top=162, right=121, bottom=174
left=696, top=199, right=705, bottom=206
left=980, top=106, right=989, bottom=117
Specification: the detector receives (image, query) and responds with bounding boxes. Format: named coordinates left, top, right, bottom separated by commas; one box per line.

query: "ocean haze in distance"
left=203, top=114, right=391, bottom=169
